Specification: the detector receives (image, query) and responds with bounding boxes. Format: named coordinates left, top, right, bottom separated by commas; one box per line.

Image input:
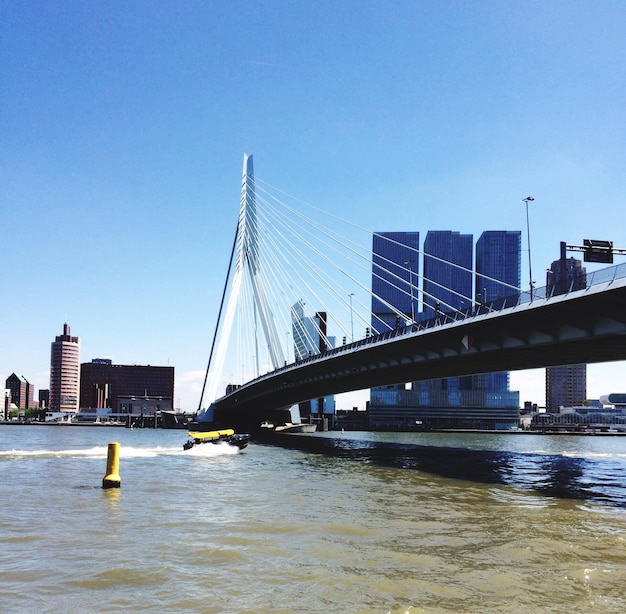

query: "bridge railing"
left=231, top=261, right=626, bottom=392
left=516, top=261, right=626, bottom=306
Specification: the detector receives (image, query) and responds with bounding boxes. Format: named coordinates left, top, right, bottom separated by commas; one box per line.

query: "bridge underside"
left=212, top=280, right=626, bottom=430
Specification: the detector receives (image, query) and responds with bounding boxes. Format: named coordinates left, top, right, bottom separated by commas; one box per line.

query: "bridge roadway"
left=210, top=275, right=626, bottom=428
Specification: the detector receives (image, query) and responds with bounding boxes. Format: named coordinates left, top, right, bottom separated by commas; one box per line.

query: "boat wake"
left=0, top=443, right=240, bottom=460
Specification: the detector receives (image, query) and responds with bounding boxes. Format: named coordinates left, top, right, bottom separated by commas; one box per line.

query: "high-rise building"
left=49, top=323, right=80, bottom=412
left=473, top=231, right=522, bottom=397
left=475, top=231, right=521, bottom=305
left=547, top=251, right=587, bottom=297
left=370, top=232, right=420, bottom=400
left=369, top=229, right=520, bottom=430
left=372, top=232, right=420, bottom=331
left=5, top=373, right=34, bottom=409
left=414, top=231, right=474, bottom=413
left=291, top=300, right=335, bottom=424
left=423, top=231, right=473, bottom=316
left=545, top=365, right=587, bottom=411
left=545, top=251, right=587, bottom=411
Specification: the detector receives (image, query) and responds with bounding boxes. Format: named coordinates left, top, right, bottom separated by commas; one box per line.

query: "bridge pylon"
left=198, top=154, right=288, bottom=423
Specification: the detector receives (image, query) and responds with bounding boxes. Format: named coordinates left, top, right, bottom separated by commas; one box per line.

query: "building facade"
left=423, top=231, right=473, bottom=316
left=545, top=252, right=587, bottom=411
left=5, top=373, right=34, bottom=409
left=369, top=229, right=520, bottom=430
left=291, top=301, right=335, bottom=423
left=472, top=231, right=522, bottom=401
left=370, top=232, right=420, bottom=401
left=49, top=323, right=81, bottom=412
left=545, top=365, right=587, bottom=411
left=475, top=231, right=521, bottom=305
left=372, top=232, right=420, bottom=331
left=79, top=359, right=174, bottom=414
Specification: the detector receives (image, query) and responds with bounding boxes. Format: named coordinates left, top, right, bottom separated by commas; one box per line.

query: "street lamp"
left=522, top=196, right=535, bottom=299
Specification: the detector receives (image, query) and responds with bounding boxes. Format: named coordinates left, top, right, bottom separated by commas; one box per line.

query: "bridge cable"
left=197, top=221, right=239, bottom=412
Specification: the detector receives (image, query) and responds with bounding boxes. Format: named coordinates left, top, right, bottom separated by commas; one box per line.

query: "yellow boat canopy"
left=188, top=429, right=235, bottom=440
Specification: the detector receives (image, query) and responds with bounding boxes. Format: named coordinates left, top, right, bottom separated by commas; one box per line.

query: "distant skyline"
left=3, top=1, right=626, bottom=410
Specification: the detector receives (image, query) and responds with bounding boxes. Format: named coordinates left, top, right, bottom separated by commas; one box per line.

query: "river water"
left=1, top=426, right=625, bottom=613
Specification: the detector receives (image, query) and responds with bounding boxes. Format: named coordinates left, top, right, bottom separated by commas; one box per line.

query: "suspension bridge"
left=196, top=154, right=626, bottom=431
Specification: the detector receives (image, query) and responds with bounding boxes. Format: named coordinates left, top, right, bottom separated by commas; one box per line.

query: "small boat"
left=183, top=428, right=250, bottom=451
left=274, top=422, right=317, bottom=433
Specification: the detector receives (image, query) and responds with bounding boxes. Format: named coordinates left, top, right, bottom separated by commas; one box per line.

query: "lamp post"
left=349, top=293, right=354, bottom=342
left=522, top=196, right=535, bottom=299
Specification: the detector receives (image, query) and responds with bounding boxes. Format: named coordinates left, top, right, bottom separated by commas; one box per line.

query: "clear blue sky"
left=2, top=1, right=625, bottom=411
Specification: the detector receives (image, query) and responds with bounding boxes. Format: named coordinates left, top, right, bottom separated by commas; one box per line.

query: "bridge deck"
left=211, top=276, right=626, bottom=425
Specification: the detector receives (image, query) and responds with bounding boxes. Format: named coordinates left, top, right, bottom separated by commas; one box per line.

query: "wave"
left=561, top=450, right=626, bottom=460
left=529, top=449, right=626, bottom=461
left=0, top=442, right=240, bottom=460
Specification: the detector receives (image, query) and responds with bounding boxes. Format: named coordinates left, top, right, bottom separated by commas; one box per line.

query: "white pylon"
left=204, top=154, right=285, bottom=408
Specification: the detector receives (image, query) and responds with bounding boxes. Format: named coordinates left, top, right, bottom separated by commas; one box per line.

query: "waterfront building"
left=5, top=373, right=34, bottom=409
left=530, top=399, right=626, bottom=432
left=291, top=300, right=335, bottom=425
left=475, top=231, right=521, bottom=305
left=372, top=232, right=420, bottom=330
left=369, top=229, right=520, bottom=430
left=49, top=323, right=81, bottom=412
left=79, top=358, right=174, bottom=415
left=472, top=231, right=522, bottom=402
left=370, top=232, right=420, bottom=403
left=423, top=231, right=473, bottom=316
left=545, top=365, right=587, bottom=411
left=545, top=253, right=587, bottom=411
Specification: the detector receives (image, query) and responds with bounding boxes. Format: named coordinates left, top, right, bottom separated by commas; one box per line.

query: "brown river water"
left=1, top=426, right=625, bottom=613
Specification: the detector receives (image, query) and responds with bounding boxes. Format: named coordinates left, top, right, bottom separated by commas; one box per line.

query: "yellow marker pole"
left=102, top=442, right=121, bottom=489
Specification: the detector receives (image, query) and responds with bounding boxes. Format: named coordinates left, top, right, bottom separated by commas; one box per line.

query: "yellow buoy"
left=102, top=442, right=121, bottom=489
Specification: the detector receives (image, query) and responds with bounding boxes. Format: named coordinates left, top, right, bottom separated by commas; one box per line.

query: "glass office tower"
left=423, top=231, right=473, bottom=316
left=473, top=231, right=522, bottom=396
left=475, top=231, right=521, bottom=305
left=369, top=230, right=520, bottom=430
left=291, top=300, right=335, bottom=424
left=372, top=232, right=420, bottom=332
left=370, top=232, right=420, bottom=398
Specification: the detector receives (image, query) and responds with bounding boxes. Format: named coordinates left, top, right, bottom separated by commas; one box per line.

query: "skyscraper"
left=415, top=231, right=475, bottom=416
left=49, top=323, right=80, bottom=412
left=291, top=300, right=335, bottom=424
left=474, top=231, right=522, bottom=396
left=545, top=365, right=587, bottom=411
left=475, top=231, right=521, bottom=305
left=372, top=232, right=420, bottom=331
left=370, top=232, right=420, bottom=400
left=545, top=252, right=587, bottom=411
left=423, top=231, right=473, bottom=316
left=369, top=229, right=520, bottom=430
